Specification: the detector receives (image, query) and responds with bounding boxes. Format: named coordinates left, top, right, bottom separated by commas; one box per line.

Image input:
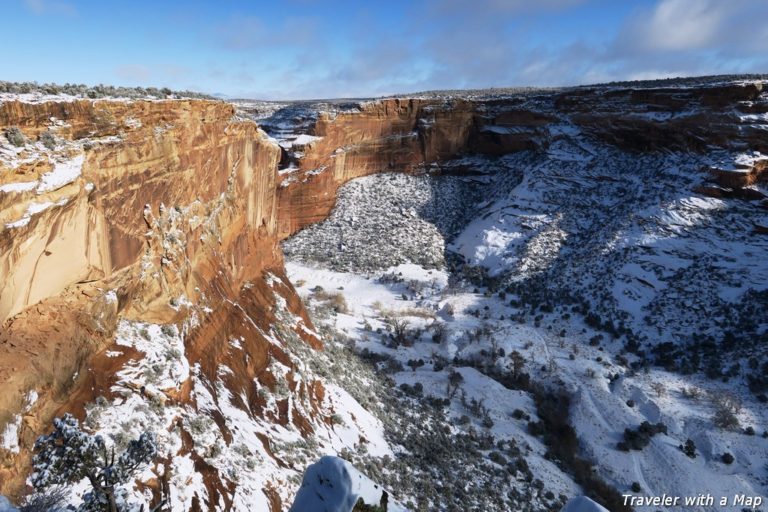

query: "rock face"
left=1, top=77, right=767, bottom=510
left=275, top=82, right=768, bottom=238
left=0, top=99, right=291, bottom=498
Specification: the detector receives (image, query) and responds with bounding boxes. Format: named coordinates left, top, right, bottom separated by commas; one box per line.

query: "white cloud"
left=616, top=0, right=768, bottom=55
left=641, top=0, right=723, bottom=51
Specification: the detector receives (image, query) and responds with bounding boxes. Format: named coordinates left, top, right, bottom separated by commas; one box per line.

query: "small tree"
left=388, top=317, right=411, bottom=347
left=31, top=414, right=158, bottom=512
left=447, top=370, right=464, bottom=398
left=509, top=351, right=525, bottom=380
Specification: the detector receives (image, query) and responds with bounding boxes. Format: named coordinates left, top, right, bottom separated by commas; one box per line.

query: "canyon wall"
left=274, top=97, right=553, bottom=238
left=276, top=82, right=768, bottom=239
left=0, top=99, right=293, bottom=498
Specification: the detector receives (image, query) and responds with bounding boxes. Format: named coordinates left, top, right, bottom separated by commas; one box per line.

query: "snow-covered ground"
left=280, top=135, right=768, bottom=510
left=30, top=283, right=401, bottom=511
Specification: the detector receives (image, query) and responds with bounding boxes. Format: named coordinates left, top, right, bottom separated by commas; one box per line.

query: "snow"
left=289, top=456, right=406, bottom=512
left=4, top=197, right=70, bottom=229
left=36, top=154, right=85, bottom=193
left=561, top=496, right=609, bottom=512
left=282, top=124, right=768, bottom=510
left=0, top=92, right=82, bottom=105
left=320, top=384, right=392, bottom=458
left=292, top=134, right=322, bottom=146
left=0, top=181, right=37, bottom=194
left=114, top=321, right=189, bottom=393
left=0, top=496, right=18, bottom=512
left=19, top=81, right=768, bottom=511
left=0, top=416, right=21, bottom=453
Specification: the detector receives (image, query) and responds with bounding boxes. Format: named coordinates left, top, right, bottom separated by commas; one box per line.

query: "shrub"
left=618, top=422, right=667, bottom=451
left=313, top=290, right=349, bottom=314
left=39, top=131, right=56, bottom=150
left=431, top=322, right=447, bottom=344
left=489, top=451, right=506, bottom=465
left=713, top=407, right=740, bottom=430
left=5, top=127, right=25, bottom=146
left=680, top=438, right=696, bottom=458
left=712, top=391, right=741, bottom=430
left=681, top=386, right=702, bottom=400
left=31, top=414, right=157, bottom=511
left=650, top=382, right=667, bottom=397
left=447, top=369, right=464, bottom=398
left=19, top=486, right=69, bottom=511
left=511, top=409, right=528, bottom=420
left=386, top=317, right=412, bottom=347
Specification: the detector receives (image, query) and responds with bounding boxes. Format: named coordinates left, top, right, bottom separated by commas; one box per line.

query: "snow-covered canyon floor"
left=281, top=140, right=768, bottom=511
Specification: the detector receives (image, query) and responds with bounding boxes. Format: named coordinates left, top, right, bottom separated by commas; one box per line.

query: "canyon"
left=0, top=77, right=767, bottom=511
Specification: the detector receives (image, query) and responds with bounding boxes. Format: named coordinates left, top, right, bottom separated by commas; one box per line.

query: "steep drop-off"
left=0, top=99, right=293, bottom=500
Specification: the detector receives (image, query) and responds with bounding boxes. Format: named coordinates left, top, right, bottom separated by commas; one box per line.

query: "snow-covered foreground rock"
left=561, top=496, right=609, bottom=512
left=289, top=456, right=406, bottom=512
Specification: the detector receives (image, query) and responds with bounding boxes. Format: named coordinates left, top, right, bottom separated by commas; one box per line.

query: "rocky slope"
left=0, top=76, right=766, bottom=510
left=274, top=79, right=768, bottom=511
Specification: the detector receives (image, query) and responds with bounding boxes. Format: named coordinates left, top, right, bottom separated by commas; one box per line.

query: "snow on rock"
left=0, top=181, right=37, bottom=194
left=0, top=496, right=17, bottom=512
left=0, top=416, right=21, bottom=453
left=36, top=154, right=85, bottom=193
left=292, top=134, right=322, bottom=146
left=114, top=321, right=189, bottom=393
left=1, top=391, right=39, bottom=453
left=289, top=456, right=405, bottom=512
left=561, top=496, right=609, bottom=512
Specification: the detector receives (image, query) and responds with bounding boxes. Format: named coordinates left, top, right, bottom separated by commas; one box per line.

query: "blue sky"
left=2, top=0, right=767, bottom=99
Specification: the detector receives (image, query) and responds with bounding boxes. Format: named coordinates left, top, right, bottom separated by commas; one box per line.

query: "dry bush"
left=711, top=391, right=742, bottom=430
left=680, top=386, right=703, bottom=401
left=375, top=305, right=436, bottom=320
left=650, top=382, right=667, bottom=397
left=392, top=307, right=436, bottom=319
left=312, top=290, right=349, bottom=314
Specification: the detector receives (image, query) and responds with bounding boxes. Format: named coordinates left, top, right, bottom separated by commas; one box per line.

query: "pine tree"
left=31, top=414, right=158, bottom=512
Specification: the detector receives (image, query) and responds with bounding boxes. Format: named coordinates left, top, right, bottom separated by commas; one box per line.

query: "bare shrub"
left=711, top=391, right=741, bottom=430
left=680, top=386, right=703, bottom=401
left=386, top=317, right=411, bottom=347
left=650, top=382, right=667, bottom=397
left=312, top=290, right=349, bottom=314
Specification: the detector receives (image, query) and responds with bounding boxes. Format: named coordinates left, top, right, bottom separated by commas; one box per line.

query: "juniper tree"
left=31, top=414, right=157, bottom=512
